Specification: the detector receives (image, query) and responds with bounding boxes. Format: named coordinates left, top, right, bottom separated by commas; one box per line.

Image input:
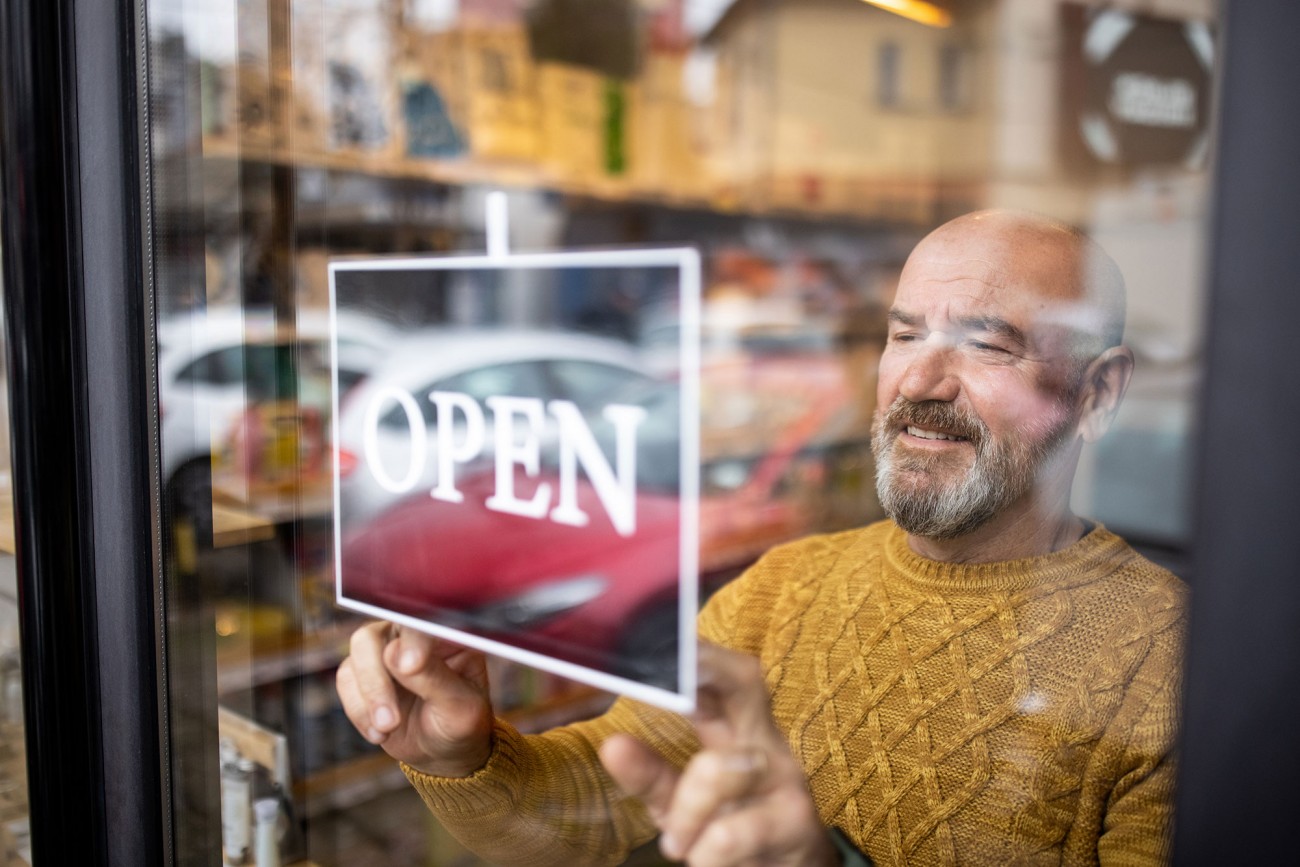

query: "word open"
left=361, top=388, right=648, bottom=537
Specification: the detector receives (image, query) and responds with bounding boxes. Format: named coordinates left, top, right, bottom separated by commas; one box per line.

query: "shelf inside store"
left=216, top=618, right=360, bottom=696
left=189, top=138, right=914, bottom=227
left=200, top=138, right=720, bottom=213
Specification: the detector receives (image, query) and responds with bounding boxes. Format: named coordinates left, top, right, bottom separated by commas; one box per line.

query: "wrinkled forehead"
left=894, top=242, right=1113, bottom=344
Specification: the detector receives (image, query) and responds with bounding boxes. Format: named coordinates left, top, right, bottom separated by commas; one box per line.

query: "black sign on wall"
left=1061, top=4, right=1214, bottom=171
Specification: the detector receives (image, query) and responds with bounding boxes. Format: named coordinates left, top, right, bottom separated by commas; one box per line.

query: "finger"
left=659, top=747, right=770, bottom=861
left=442, top=645, right=491, bottom=693
left=382, top=633, right=485, bottom=707
left=336, top=658, right=390, bottom=745
left=347, top=621, right=402, bottom=735
left=684, top=807, right=770, bottom=867
left=685, top=800, right=830, bottom=867
left=598, top=734, right=681, bottom=824
left=693, top=643, right=773, bottom=747
left=390, top=626, right=445, bottom=678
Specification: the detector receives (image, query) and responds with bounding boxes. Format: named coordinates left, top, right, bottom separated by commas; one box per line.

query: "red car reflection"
left=339, top=354, right=878, bottom=687
left=341, top=467, right=684, bottom=684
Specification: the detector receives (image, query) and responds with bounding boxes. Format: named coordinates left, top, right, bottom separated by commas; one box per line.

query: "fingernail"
left=365, top=727, right=385, bottom=745
left=373, top=705, right=394, bottom=730
left=400, top=649, right=421, bottom=674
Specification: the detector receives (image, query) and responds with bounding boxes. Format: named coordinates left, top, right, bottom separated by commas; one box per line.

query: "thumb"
left=599, top=734, right=680, bottom=823
left=382, top=635, right=484, bottom=707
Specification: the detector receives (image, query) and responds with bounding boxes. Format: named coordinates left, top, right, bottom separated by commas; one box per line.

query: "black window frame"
left=0, top=0, right=165, bottom=864
left=2, top=0, right=1300, bottom=862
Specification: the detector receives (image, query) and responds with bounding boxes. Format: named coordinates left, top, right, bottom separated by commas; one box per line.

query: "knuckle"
left=357, top=675, right=393, bottom=703
left=690, top=751, right=728, bottom=788
left=350, top=621, right=381, bottom=654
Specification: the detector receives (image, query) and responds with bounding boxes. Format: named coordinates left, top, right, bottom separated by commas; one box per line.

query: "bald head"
left=908, top=210, right=1127, bottom=361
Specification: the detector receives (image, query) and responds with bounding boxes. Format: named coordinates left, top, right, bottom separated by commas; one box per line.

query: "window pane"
left=143, top=0, right=1213, bottom=864
left=0, top=197, right=30, bottom=863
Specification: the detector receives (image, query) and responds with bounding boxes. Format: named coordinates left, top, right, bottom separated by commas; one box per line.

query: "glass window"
left=546, top=359, right=654, bottom=409
left=0, top=205, right=28, bottom=863
left=142, top=0, right=1214, bottom=864
left=938, top=42, right=970, bottom=111
left=877, top=40, right=902, bottom=108
left=379, top=360, right=551, bottom=428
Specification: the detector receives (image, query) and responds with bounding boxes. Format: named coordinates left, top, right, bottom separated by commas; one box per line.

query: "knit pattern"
left=404, top=521, right=1186, bottom=867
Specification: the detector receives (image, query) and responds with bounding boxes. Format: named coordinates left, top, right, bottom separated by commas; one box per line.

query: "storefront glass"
left=144, top=0, right=1215, bottom=863
left=0, top=215, right=30, bottom=863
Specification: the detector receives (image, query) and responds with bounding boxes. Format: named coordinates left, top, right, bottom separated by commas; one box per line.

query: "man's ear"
left=1076, top=346, right=1134, bottom=443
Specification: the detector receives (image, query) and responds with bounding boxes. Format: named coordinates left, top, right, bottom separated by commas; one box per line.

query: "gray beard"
left=871, top=398, right=1075, bottom=541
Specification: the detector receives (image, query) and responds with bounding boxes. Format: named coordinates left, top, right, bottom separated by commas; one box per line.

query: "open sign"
left=330, top=246, right=701, bottom=713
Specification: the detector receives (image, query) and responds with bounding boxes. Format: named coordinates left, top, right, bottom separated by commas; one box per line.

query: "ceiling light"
left=860, top=0, right=953, bottom=28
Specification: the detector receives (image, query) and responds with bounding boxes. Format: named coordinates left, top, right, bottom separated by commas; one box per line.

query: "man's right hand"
left=336, top=621, right=495, bottom=778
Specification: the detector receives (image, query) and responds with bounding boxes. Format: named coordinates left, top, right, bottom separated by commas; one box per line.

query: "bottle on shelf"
left=253, top=797, right=281, bottom=867
left=220, top=740, right=254, bottom=866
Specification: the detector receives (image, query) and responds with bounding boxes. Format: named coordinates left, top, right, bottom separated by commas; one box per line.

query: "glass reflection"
left=144, top=0, right=1212, bottom=863
left=0, top=209, right=29, bottom=864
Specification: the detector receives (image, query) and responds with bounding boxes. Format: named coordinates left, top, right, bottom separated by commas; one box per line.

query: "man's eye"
left=969, top=340, right=1009, bottom=354
left=890, top=332, right=920, bottom=343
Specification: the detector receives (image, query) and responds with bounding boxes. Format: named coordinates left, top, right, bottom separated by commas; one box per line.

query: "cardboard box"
left=536, top=61, right=608, bottom=183
left=460, top=25, right=540, bottom=162
left=627, top=51, right=706, bottom=197
left=320, top=1, right=401, bottom=159
left=398, top=27, right=469, bottom=160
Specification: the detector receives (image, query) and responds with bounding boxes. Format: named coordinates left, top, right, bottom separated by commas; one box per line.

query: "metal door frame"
left=0, top=0, right=165, bottom=863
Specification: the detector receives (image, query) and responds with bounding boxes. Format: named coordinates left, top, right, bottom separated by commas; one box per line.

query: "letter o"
left=362, top=386, right=427, bottom=494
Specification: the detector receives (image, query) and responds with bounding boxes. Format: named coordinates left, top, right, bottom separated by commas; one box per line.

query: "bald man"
left=337, top=211, right=1186, bottom=867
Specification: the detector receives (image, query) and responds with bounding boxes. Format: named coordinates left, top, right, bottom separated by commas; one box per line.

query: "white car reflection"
left=158, top=307, right=394, bottom=535
left=334, top=329, right=654, bottom=531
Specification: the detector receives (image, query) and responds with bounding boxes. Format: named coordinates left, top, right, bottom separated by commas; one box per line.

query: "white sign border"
left=329, top=247, right=702, bottom=715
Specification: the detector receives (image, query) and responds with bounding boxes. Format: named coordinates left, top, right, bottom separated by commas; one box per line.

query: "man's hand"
left=599, top=643, right=839, bottom=867
left=336, top=621, right=494, bottom=778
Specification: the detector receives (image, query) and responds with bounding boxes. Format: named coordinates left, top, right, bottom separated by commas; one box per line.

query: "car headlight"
left=470, top=575, right=609, bottom=630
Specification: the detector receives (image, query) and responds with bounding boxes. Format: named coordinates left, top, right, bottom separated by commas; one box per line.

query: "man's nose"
left=898, top=340, right=960, bottom=404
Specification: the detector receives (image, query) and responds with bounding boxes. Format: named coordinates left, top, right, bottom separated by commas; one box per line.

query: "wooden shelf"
left=216, top=618, right=359, bottom=695
left=0, top=477, right=13, bottom=556
left=190, top=139, right=910, bottom=227
left=296, top=750, right=408, bottom=818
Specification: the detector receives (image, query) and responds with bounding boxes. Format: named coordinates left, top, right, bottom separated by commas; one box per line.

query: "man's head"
left=871, top=210, right=1133, bottom=541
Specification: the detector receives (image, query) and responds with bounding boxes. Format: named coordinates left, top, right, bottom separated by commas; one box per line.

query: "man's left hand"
left=599, top=643, right=839, bottom=867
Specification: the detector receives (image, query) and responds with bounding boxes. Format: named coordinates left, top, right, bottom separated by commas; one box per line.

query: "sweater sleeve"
left=397, top=552, right=790, bottom=864
left=403, top=695, right=699, bottom=866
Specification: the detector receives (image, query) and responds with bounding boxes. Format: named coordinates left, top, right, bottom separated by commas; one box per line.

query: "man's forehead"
left=890, top=210, right=1126, bottom=350
left=893, top=254, right=1106, bottom=344
left=899, top=254, right=1015, bottom=298
left=902, top=215, right=1091, bottom=295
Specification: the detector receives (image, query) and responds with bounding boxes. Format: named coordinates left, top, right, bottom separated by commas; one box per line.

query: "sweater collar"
left=877, top=520, right=1135, bottom=594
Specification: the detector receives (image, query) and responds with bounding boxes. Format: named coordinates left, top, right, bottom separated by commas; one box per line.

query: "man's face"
left=872, top=224, right=1089, bottom=540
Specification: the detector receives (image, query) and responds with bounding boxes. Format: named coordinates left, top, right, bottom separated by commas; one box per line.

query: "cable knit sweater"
left=403, top=521, right=1187, bottom=866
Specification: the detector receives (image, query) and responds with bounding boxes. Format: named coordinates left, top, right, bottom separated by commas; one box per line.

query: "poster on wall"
left=1060, top=4, right=1214, bottom=172
left=329, top=238, right=701, bottom=713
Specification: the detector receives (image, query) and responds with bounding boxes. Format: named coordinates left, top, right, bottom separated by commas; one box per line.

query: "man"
left=337, top=210, right=1186, bottom=866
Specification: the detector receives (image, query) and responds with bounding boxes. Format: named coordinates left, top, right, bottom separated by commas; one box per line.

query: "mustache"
left=879, top=397, right=988, bottom=446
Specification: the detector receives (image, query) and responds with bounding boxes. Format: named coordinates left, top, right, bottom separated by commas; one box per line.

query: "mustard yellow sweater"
left=404, top=521, right=1187, bottom=866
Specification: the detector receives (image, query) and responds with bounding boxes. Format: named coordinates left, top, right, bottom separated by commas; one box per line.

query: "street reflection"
left=143, top=0, right=1213, bottom=863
